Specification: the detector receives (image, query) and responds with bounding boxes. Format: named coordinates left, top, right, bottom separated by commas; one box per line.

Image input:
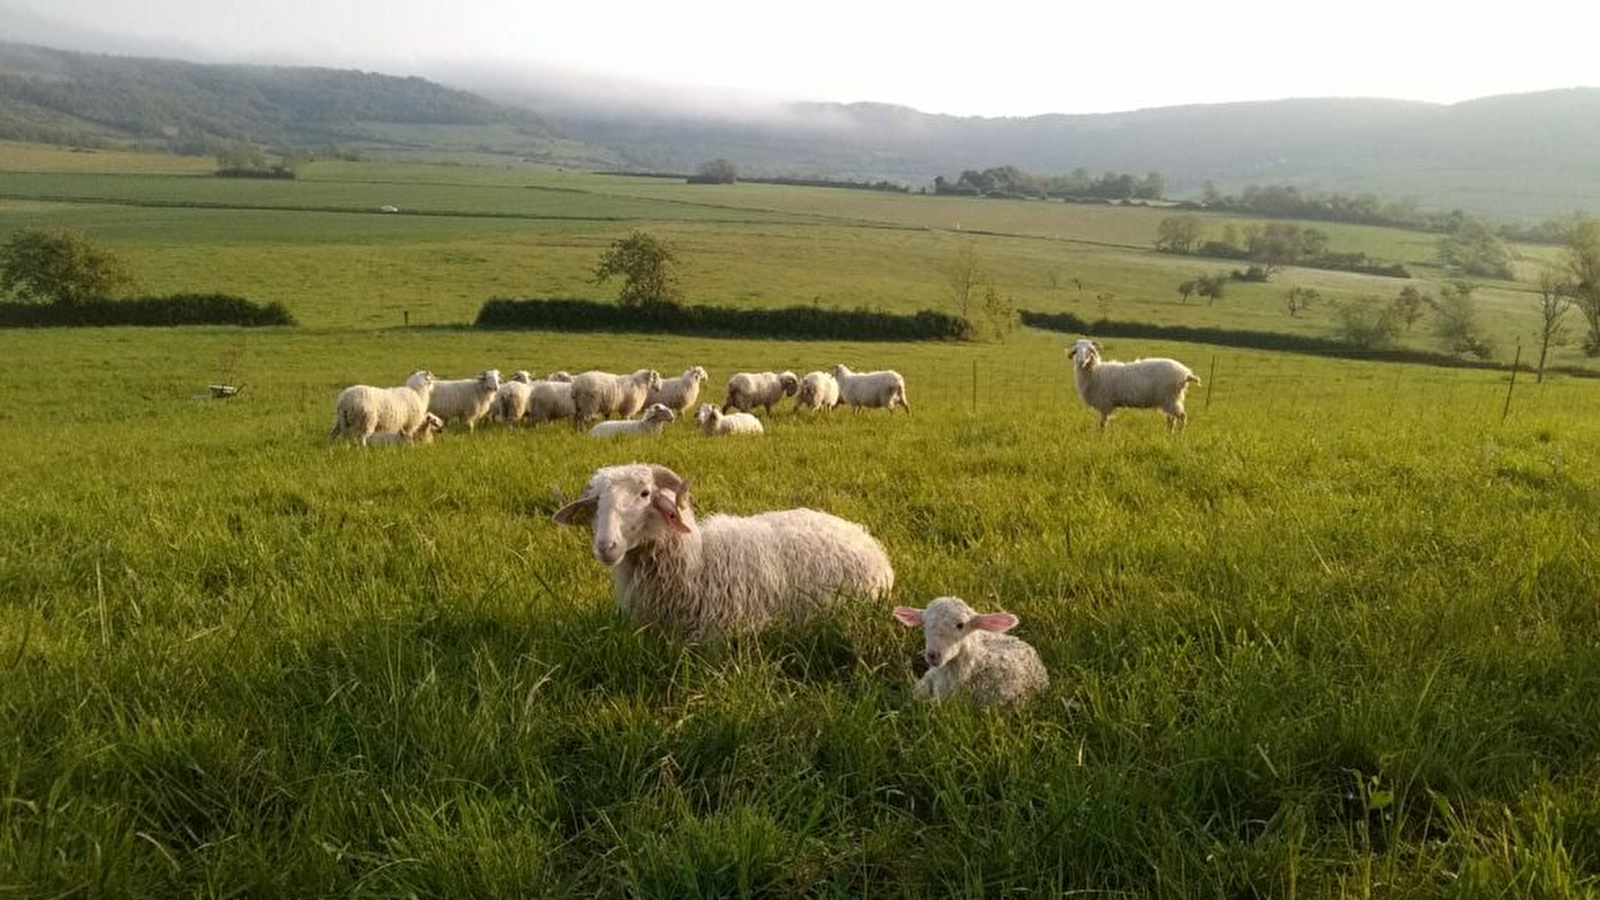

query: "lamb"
left=694, top=403, right=764, bottom=436
left=1065, top=339, right=1199, bottom=431
left=893, top=597, right=1048, bottom=706
left=428, top=369, right=502, bottom=431
left=570, top=369, right=663, bottom=428
left=494, top=370, right=537, bottom=426
left=793, top=370, right=841, bottom=413
left=553, top=463, right=894, bottom=639
left=327, top=370, right=437, bottom=447
left=722, top=371, right=798, bottom=415
left=645, top=365, right=709, bottom=415
left=589, top=403, right=677, bottom=438
left=830, top=364, right=910, bottom=413
left=367, top=412, right=445, bottom=447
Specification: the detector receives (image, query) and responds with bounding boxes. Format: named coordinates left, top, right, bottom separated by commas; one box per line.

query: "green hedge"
left=0, top=294, right=296, bottom=327
left=476, top=298, right=975, bottom=341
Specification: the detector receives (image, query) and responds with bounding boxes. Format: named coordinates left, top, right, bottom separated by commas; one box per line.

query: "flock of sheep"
left=325, top=339, right=1200, bottom=705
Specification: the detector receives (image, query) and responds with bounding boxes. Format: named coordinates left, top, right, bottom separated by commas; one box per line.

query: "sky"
left=6, top=0, right=1596, bottom=117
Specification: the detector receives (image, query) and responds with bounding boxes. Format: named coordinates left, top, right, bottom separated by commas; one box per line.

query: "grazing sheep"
left=553, top=463, right=894, bottom=639
left=893, top=597, right=1048, bottom=706
left=723, top=371, right=798, bottom=415
left=830, top=364, right=910, bottom=413
left=694, top=403, right=764, bottom=436
left=589, top=403, right=677, bottom=438
left=1065, top=339, right=1199, bottom=431
left=327, top=370, right=436, bottom=447
left=793, top=370, right=841, bottom=413
left=428, top=369, right=502, bottom=432
left=571, top=369, right=663, bottom=428
left=526, top=379, right=576, bottom=425
left=646, top=365, right=709, bottom=415
left=368, top=412, right=445, bottom=447
left=494, top=371, right=537, bottom=426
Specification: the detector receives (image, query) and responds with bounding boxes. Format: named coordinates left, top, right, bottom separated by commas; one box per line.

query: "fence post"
left=1205, top=355, right=1217, bottom=411
left=403, top=310, right=410, bottom=328
left=1502, top=339, right=1522, bottom=422
left=972, top=359, right=978, bottom=414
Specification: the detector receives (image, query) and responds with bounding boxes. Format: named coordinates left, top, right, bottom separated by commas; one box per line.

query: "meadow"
left=0, top=145, right=1597, bottom=897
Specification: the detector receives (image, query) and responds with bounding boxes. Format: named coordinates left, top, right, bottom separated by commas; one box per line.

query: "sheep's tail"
left=326, top=409, right=346, bottom=446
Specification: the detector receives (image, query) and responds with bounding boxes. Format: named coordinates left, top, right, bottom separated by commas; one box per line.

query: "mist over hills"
left=3, top=41, right=1598, bottom=220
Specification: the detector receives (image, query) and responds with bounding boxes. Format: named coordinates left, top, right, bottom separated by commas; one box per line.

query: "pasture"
left=1, top=145, right=1597, bottom=897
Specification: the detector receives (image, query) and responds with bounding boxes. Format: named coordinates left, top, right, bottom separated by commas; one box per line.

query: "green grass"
left=1, top=146, right=1598, bottom=896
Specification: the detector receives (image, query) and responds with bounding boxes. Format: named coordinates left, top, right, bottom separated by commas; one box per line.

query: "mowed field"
left=1, top=145, right=1598, bottom=897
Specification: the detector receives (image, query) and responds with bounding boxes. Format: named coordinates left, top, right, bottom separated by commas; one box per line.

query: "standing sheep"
left=571, top=369, right=662, bottom=428
left=831, top=364, right=910, bottom=413
left=793, top=370, right=841, bottom=413
left=723, top=371, right=798, bottom=415
left=589, top=403, right=676, bottom=438
left=553, top=463, right=894, bottom=639
left=893, top=597, right=1048, bottom=706
left=527, top=378, right=577, bottom=426
left=646, top=365, right=709, bottom=415
left=694, top=403, right=764, bottom=436
left=327, top=370, right=437, bottom=447
left=494, top=370, right=537, bottom=426
left=428, top=369, right=502, bottom=432
left=1065, top=339, right=1199, bottom=432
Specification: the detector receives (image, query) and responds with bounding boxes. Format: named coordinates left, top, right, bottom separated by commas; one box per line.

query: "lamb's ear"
left=551, top=492, right=598, bottom=526
left=892, top=606, right=924, bottom=627
left=969, top=612, right=1020, bottom=633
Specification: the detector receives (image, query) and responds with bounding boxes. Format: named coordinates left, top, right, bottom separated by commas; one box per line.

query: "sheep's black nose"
left=925, top=651, right=940, bottom=667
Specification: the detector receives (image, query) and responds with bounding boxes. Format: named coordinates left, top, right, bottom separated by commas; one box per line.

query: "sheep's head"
left=406, top=370, right=437, bottom=391
left=510, top=370, right=535, bottom=384
left=893, top=597, right=1019, bottom=669
left=1066, top=340, right=1101, bottom=371
left=553, top=464, right=696, bottom=565
left=829, top=363, right=853, bottom=380
left=779, top=371, right=800, bottom=395
left=479, top=369, right=503, bottom=391
left=694, top=403, right=719, bottom=428
left=631, top=369, right=663, bottom=391
left=642, top=404, right=676, bottom=425
left=547, top=371, right=573, bottom=383
left=686, top=365, right=709, bottom=384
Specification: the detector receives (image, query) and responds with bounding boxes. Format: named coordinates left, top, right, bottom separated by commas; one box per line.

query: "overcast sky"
left=7, top=0, right=1596, bottom=116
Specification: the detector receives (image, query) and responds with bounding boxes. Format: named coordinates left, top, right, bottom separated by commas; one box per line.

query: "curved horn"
left=648, top=465, right=685, bottom=495
left=675, top=476, right=694, bottom=510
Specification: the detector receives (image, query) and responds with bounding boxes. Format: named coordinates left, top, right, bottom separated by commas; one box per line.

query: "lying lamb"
left=553, top=463, right=894, bottom=639
left=893, top=597, right=1048, bottom=706
left=589, top=403, right=676, bottom=438
left=694, top=403, right=764, bottom=436
left=327, top=370, right=436, bottom=447
left=1065, top=339, right=1199, bottom=431
left=367, top=412, right=445, bottom=447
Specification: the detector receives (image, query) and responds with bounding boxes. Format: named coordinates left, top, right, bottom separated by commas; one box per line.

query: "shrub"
left=476, top=298, right=974, bottom=342
left=0, top=293, right=295, bottom=327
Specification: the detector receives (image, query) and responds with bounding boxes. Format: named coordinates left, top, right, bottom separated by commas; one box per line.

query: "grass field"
left=1, top=145, right=1598, bottom=897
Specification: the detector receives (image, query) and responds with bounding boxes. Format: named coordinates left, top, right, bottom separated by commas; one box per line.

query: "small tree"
left=1438, top=214, right=1514, bottom=279
left=593, top=231, right=681, bottom=307
left=1534, top=269, right=1575, bottom=382
left=0, top=227, right=132, bottom=305
left=979, top=284, right=1019, bottom=341
left=1196, top=274, right=1226, bottom=306
left=1284, top=286, right=1319, bottom=317
left=696, top=158, right=738, bottom=184
left=1563, top=215, right=1600, bottom=354
left=1392, top=285, right=1431, bottom=332
left=947, top=242, right=987, bottom=319
left=1433, top=282, right=1493, bottom=359
left=1176, top=278, right=1197, bottom=304
left=1334, top=297, right=1402, bottom=349
left=1154, top=215, right=1203, bottom=253
left=215, top=141, right=267, bottom=171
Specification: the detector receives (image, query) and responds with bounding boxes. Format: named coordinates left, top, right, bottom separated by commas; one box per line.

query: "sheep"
left=892, top=597, right=1048, bottom=706
left=645, top=365, right=709, bottom=415
left=589, top=403, right=676, bottom=438
left=428, top=369, right=502, bottom=432
left=1064, top=339, right=1199, bottom=432
left=494, top=370, right=537, bottom=426
left=694, top=403, right=764, bottom=436
left=793, top=370, right=841, bottom=413
left=526, top=379, right=577, bottom=426
left=327, top=370, right=437, bottom=447
left=723, top=371, right=798, bottom=415
left=570, top=369, right=663, bottom=428
left=830, top=364, right=910, bottom=413
left=367, top=412, right=445, bottom=447
left=553, top=463, right=894, bottom=639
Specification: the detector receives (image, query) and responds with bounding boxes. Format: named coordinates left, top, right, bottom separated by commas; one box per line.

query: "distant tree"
left=1176, top=278, right=1197, bottom=304
left=1333, top=297, right=1402, bottom=349
left=1533, top=269, right=1576, bottom=381
left=1246, top=222, right=1322, bottom=278
left=215, top=141, right=267, bottom=171
left=947, top=242, right=987, bottom=319
left=695, top=158, right=738, bottom=184
left=593, top=230, right=681, bottom=307
left=979, top=284, right=1019, bottom=341
left=1437, top=214, right=1514, bottom=279
left=0, top=227, right=132, bottom=305
left=1562, top=215, right=1600, bottom=354
left=1154, top=215, right=1204, bottom=253
left=1284, top=286, right=1320, bottom=317
left=1392, top=285, right=1431, bottom=332
left=1195, top=274, right=1227, bottom=306
left=1432, top=282, right=1493, bottom=358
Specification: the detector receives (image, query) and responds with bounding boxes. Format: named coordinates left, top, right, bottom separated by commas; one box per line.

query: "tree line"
left=934, top=166, right=1164, bottom=201
left=1154, top=216, right=1409, bottom=279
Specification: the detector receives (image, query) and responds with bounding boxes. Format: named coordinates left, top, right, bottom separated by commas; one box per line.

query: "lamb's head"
left=893, top=596, right=1019, bottom=669
left=547, top=371, right=573, bottom=383
left=415, top=412, right=445, bottom=443
left=405, top=370, right=437, bottom=392
left=478, top=369, right=503, bottom=392
left=510, top=370, right=535, bottom=384
left=694, top=403, right=720, bottom=428
left=630, top=369, right=663, bottom=392
left=641, top=403, right=676, bottom=425
left=829, top=363, right=853, bottom=380
left=553, top=464, right=696, bottom=565
left=685, top=365, right=709, bottom=384
left=779, top=371, right=800, bottom=395
left=1066, top=339, right=1101, bottom=371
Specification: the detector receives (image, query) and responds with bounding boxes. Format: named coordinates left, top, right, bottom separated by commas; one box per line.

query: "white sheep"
left=327, top=370, right=437, bottom=447
left=694, top=403, right=764, bottom=436
left=428, top=369, right=502, bottom=432
left=830, top=364, right=910, bottom=413
left=571, top=369, right=663, bottom=428
left=645, top=365, right=709, bottom=415
left=793, top=370, right=841, bottom=413
left=526, top=379, right=576, bottom=426
left=367, top=412, right=445, bottom=447
left=588, top=403, right=677, bottom=438
left=1065, top=339, right=1199, bottom=431
left=553, top=463, right=894, bottom=639
left=893, top=597, right=1048, bottom=706
left=723, top=371, right=798, bottom=415
left=494, top=370, right=537, bottom=426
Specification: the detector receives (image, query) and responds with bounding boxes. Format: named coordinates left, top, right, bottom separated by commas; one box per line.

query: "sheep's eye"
left=955, top=621, right=966, bottom=630
left=639, top=490, right=651, bottom=499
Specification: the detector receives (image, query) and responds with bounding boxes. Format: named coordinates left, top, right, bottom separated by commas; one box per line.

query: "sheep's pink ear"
left=969, top=612, right=1019, bottom=633
left=652, top=494, right=692, bottom=534
left=892, top=606, right=924, bottom=627
left=552, top=493, right=597, bottom=526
